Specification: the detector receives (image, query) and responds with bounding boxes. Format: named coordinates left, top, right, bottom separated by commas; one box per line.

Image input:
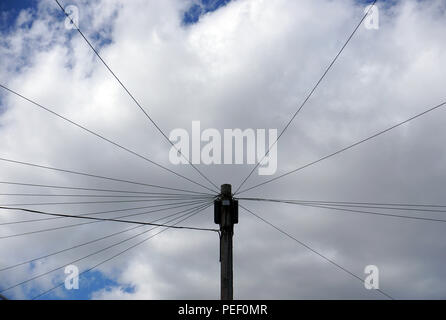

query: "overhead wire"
left=0, top=84, right=217, bottom=194
left=0, top=193, right=214, bottom=199
left=0, top=201, right=214, bottom=273
left=237, top=197, right=446, bottom=223
left=0, top=180, right=213, bottom=196
left=1, top=202, right=213, bottom=297
left=237, top=100, right=446, bottom=195
left=32, top=202, right=213, bottom=299
left=0, top=157, right=212, bottom=195
left=0, top=205, right=219, bottom=231
left=0, top=197, right=215, bottom=207
left=53, top=0, right=219, bottom=192
left=0, top=198, right=214, bottom=226
left=0, top=199, right=212, bottom=239
left=234, top=1, right=379, bottom=194
left=240, top=204, right=394, bottom=300
left=237, top=197, right=446, bottom=212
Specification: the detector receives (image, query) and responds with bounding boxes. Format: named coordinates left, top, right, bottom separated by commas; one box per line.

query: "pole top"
left=220, top=184, right=232, bottom=197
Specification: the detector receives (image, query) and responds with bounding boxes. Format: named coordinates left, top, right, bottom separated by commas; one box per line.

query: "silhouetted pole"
left=214, top=184, right=238, bottom=300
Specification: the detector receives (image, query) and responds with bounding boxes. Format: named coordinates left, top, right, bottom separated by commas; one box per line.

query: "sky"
left=0, top=0, right=446, bottom=300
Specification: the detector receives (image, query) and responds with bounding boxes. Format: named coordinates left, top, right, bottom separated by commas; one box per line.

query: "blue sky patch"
left=1, top=0, right=234, bottom=31
left=41, top=269, right=133, bottom=300
left=183, top=0, right=232, bottom=24
left=0, top=0, right=37, bottom=32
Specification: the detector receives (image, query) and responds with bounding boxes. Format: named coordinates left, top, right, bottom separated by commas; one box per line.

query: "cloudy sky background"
left=0, top=0, right=446, bottom=299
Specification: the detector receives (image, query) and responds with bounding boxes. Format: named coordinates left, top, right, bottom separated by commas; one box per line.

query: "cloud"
left=1, top=0, right=446, bottom=299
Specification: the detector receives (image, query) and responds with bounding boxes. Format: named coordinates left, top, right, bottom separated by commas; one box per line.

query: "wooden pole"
left=215, top=184, right=237, bottom=300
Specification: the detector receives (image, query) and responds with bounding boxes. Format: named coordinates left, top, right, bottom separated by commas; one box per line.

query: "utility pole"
left=214, top=184, right=238, bottom=300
